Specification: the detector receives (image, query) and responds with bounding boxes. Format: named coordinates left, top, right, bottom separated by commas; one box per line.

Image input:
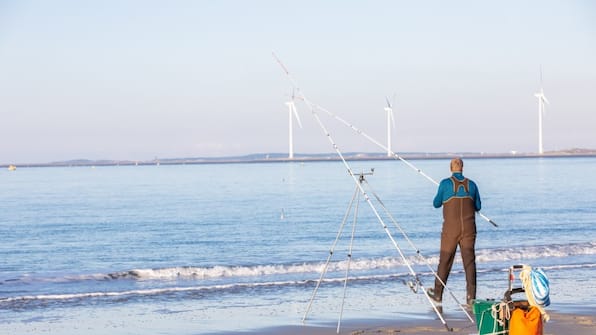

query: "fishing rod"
left=273, top=54, right=498, bottom=228
left=313, top=101, right=498, bottom=227
left=311, top=101, right=498, bottom=227
left=273, top=52, right=454, bottom=332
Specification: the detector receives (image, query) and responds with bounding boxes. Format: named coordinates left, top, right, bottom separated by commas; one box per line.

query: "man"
left=428, top=157, right=481, bottom=306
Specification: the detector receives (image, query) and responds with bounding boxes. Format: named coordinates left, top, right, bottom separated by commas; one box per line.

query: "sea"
left=1, top=156, right=595, bottom=334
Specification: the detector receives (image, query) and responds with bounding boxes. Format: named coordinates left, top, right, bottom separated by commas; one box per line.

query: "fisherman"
left=428, top=157, right=481, bottom=306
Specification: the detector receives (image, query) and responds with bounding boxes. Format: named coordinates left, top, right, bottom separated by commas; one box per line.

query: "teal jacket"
left=433, top=172, right=481, bottom=211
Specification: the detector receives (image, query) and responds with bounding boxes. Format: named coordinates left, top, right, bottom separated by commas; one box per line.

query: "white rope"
left=474, top=302, right=508, bottom=335
left=491, top=301, right=511, bottom=327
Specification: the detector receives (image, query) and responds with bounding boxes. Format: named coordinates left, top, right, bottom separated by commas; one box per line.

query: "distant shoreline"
left=3, top=149, right=596, bottom=168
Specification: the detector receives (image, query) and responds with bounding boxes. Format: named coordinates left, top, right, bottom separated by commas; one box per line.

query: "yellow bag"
left=509, top=306, right=543, bottom=335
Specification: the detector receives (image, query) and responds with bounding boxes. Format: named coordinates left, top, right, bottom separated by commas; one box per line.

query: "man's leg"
left=434, top=232, right=459, bottom=300
left=460, top=234, right=477, bottom=304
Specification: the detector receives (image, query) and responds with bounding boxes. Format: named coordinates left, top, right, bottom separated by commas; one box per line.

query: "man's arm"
left=472, top=181, right=481, bottom=211
left=433, top=179, right=448, bottom=208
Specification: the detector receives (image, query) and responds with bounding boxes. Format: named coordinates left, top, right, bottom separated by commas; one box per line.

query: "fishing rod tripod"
left=301, top=169, right=473, bottom=333
left=272, top=52, right=476, bottom=333
left=301, top=169, right=373, bottom=333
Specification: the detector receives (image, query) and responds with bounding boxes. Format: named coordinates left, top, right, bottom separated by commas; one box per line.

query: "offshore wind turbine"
left=534, top=67, right=550, bottom=155
left=285, top=91, right=303, bottom=159
left=384, top=96, right=396, bottom=157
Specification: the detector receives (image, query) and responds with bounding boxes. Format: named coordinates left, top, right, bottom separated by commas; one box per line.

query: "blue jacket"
left=433, top=172, right=481, bottom=211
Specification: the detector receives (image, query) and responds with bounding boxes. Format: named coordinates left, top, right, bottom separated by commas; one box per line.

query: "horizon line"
left=3, top=148, right=596, bottom=168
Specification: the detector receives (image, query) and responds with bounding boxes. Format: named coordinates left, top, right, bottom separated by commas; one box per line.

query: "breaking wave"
left=2, top=242, right=594, bottom=284
left=1, top=241, right=593, bottom=307
left=102, top=239, right=596, bottom=281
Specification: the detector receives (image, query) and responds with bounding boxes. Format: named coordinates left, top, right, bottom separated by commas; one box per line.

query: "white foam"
left=0, top=279, right=309, bottom=304
left=3, top=242, right=594, bottom=285
left=118, top=241, right=595, bottom=281
left=2, top=264, right=594, bottom=305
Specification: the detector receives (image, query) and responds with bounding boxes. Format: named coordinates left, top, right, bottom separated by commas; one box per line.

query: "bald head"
left=450, top=158, right=463, bottom=173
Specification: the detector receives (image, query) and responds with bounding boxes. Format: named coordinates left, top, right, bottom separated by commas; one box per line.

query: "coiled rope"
left=491, top=300, right=511, bottom=328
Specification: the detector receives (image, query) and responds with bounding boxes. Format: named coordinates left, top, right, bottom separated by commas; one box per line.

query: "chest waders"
left=434, top=177, right=477, bottom=303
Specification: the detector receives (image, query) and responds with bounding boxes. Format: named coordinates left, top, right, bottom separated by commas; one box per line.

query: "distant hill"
left=3, top=148, right=596, bottom=168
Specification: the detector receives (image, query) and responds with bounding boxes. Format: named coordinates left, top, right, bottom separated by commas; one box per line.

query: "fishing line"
left=273, top=52, right=453, bottom=332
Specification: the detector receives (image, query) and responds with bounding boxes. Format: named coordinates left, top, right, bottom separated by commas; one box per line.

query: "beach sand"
left=340, top=312, right=595, bottom=335
left=213, top=311, right=594, bottom=335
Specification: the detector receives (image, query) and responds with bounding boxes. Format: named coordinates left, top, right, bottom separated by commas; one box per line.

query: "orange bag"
left=509, top=306, right=543, bottom=335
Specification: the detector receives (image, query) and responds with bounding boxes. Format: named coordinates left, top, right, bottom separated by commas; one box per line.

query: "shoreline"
left=3, top=150, right=596, bottom=169
left=208, top=309, right=595, bottom=335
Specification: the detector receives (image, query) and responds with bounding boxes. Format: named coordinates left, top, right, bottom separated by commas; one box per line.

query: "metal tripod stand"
left=301, top=169, right=473, bottom=333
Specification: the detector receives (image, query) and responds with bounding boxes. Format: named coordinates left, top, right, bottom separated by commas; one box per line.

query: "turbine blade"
left=385, top=96, right=392, bottom=108
left=292, top=103, right=303, bottom=128
left=391, top=94, right=397, bottom=128
left=542, top=95, right=550, bottom=105
left=540, top=65, right=543, bottom=86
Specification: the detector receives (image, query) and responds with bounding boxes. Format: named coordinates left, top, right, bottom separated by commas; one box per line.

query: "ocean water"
left=1, top=157, right=595, bottom=334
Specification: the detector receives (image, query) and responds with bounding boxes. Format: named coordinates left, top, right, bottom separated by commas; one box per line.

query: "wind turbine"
left=534, top=67, right=550, bottom=155
left=384, top=95, right=396, bottom=157
left=286, top=90, right=302, bottom=159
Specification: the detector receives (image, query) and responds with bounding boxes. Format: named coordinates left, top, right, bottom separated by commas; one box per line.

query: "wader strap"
left=450, top=177, right=470, bottom=194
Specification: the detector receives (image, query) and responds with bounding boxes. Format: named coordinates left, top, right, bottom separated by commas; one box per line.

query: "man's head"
left=450, top=158, right=463, bottom=173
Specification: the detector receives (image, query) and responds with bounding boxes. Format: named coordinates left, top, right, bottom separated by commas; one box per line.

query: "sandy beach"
left=343, top=312, right=594, bottom=335
left=210, top=311, right=595, bottom=335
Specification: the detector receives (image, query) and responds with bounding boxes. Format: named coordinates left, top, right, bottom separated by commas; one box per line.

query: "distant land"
left=2, top=148, right=596, bottom=169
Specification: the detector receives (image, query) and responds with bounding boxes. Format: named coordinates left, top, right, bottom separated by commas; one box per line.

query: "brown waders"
left=433, top=177, right=477, bottom=303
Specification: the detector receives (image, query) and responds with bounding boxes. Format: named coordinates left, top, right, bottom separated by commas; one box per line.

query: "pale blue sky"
left=1, top=1, right=595, bottom=164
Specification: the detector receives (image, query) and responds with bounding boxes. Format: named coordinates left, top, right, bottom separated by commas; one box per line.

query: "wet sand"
left=210, top=311, right=594, bottom=335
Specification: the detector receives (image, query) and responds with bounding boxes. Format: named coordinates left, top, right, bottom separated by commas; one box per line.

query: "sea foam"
left=3, top=242, right=593, bottom=284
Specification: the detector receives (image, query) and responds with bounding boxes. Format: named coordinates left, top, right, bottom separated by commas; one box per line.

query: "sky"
left=1, top=0, right=595, bottom=164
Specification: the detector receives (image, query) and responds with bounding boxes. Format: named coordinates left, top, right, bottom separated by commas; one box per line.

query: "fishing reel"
left=406, top=276, right=421, bottom=293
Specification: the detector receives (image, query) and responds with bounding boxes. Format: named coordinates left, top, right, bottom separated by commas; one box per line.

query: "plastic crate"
left=473, top=299, right=505, bottom=335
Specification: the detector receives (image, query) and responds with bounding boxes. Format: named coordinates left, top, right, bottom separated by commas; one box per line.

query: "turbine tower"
left=286, top=91, right=302, bottom=159
left=384, top=96, right=396, bottom=157
left=534, top=67, right=550, bottom=155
